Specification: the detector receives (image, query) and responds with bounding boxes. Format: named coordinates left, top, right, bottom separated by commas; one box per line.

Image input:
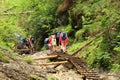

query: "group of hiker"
left=17, top=34, right=34, bottom=52
left=16, top=28, right=69, bottom=53
left=44, top=28, right=69, bottom=53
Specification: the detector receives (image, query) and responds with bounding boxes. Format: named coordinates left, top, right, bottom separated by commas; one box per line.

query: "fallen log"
left=37, top=61, right=68, bottom=66
left=33, top=55, right=58, bottom=60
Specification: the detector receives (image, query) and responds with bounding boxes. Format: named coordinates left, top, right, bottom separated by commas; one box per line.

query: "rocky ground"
left=0, top=50, right=120, bottom=80
left=30, top=50, right=83, bottom=80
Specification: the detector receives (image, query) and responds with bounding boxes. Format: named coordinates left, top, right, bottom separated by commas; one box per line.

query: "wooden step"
left=49, top=53, right=100, bottom=80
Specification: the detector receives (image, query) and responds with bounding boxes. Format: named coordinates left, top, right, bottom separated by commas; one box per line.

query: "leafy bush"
left=75, top=29, right=86, bottom=41
left=111, top=64, right=120, bottom=72
left=87, top=50, right=111, bottom=70
left=114, top=46, right=120, bottom=53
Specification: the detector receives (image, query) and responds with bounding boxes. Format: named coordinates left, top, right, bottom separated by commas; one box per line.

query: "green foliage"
left=75, top=29, right=85, bottom=41
left=58, top=25, right=72, bottom=33
left=0, top=0, right=27, bottom=53
left=111, top=64, right=120, bottom=72
left=0, top=51, right=9, bottom=63
left=87, top=51, right=111, bottom=70
left=75, top=22, right=102, bottom=42
left=113, top=35, right=120, bottom=53
left=0, top=22, right=24, bottom=52
left=87, top=50, right=111, bottom=70
left=100, top=26, right=120, bottom=53
left=114, top=45, right=120, bottom=53
left=26, top=0, right=60, bottom=49
left=68, top=41, right=86, bottom=53
left=1, top=0, right=60, bottom=50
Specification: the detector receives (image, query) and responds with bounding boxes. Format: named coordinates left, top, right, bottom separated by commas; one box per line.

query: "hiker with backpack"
left=29, top=35, right=34, bottom=52
left=59, top=29, right=68, bottom=53
left=30, top=35, right=34, bottom=45
left=55, top=28, right=60, bottom=48
left=49, top=34, right=57, bottom=52
left=19, top=36, right=26, bottom=48
left=16, top=34, right=29, bottom=49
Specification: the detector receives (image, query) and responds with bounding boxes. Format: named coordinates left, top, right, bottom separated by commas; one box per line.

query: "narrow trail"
left=0, top=46, right=119, bottom=80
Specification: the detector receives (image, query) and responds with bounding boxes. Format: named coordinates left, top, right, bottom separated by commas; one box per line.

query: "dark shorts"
left=56, top=38, right=59, bottom=46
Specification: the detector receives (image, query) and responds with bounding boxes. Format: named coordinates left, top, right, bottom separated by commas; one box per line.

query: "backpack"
left=20, top=38, right=26, bottom=43
left=62, top=32, right=66, bottom=40
left=56, top=32, right=60, bottom=38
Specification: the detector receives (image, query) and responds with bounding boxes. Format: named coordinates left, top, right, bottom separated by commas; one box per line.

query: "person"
left=26, top=38, right=31, bottom=49
left=49, top=34, right=57, bottom=52
left=29, top=35, right=34, bottom=52
left=55, top=28, right=60, bottom=47
left=59, top=29, right=68, bottom=53
left=20, top=37, right=27, bottom=49
left=16, top=34, right=27, bottom=49
left=44, top=37, right=49, bottom=50
left=30, top=35, right=34, bottom=45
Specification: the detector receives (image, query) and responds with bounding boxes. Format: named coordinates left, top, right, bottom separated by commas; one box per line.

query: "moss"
left=23, top=56, right=33, bottom=64
left=47, top=74, right=56, bottom=80
left=30, top=74, right=42, bottom=80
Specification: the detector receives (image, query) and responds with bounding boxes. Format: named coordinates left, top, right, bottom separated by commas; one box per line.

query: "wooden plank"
left=49, top=53, right=100, bottom=79
left=37, top=61, right=68, bottom=66
left=33, top=55, right=58, bottom=60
